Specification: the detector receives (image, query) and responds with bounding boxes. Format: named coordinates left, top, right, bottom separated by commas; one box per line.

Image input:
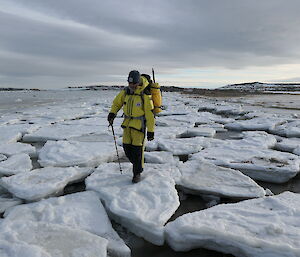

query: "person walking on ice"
left=107, top=70, right=155, bottom=183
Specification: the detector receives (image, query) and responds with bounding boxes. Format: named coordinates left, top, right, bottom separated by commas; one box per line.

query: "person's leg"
left=122, top=127, right=134, bottom=163
left=131, top=129, right=146, bottom=182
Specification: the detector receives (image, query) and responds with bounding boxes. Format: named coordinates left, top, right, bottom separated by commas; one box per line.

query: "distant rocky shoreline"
left=0, top=88, right=41, bottom=91
left=1, top=82, right=300, bottom=97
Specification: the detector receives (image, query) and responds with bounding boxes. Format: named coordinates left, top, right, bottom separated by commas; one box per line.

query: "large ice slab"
left=144, top=151, right=179, bottom=165
left=38, top=140, right=123, bottom=167
left=191, top=146, right=300, bottom=183
left=0, top=142, right=36, bottom=157
left=0, top=193, right=22, bottom=213
left=0, top=154, right=7, bottom=162
left=223, top=131, right=277, bottom=149
left=270, top=120, right=300, bottom=137
left=276, top=137, right=300, bottom=153
left=165, top=192, right=300, bottom=257
left=225, top=117, right=286, bottom=131
left=3, top=191, right=130, bottom=257
left=158, top=138, right=204, bottom=155
left=0, top=221, right=108, bottom=257
left=0, top=124, right=40, bottom=144
left=0, top=154, right=32, bottom=176
left=0, top=166, right=93, bottom=201
left=214, top=104, right=244, bottom=115
left=158, top=136, right=223, bottom=155
left=0, top=238, right=50, bottom=257
left=177, top=127, right=216, bottom=138
left=194, top=111, right=235, bottom=125
left=22, top=123, right=107, bottom=142
left=178, top=160, right=265, bottom=198
left=86, top=163, right=180, bottom=245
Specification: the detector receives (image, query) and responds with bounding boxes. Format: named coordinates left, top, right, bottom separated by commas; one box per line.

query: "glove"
left=107, top=112, right=116, bottom=126
left=147, top=132, right=154, bottom=141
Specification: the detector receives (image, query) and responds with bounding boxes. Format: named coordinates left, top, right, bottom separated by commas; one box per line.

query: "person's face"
left=128, top=82, right=139, bottom=90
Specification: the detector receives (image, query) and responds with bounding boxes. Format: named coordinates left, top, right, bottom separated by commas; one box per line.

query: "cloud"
left=1, top=0, right=300, bottom=88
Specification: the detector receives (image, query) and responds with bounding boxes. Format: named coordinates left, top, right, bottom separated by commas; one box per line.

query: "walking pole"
left=109, top=124, right=123, bottom=174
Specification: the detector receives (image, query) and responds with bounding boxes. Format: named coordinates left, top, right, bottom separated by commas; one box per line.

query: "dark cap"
left=127, top=70, right=140, bottom=84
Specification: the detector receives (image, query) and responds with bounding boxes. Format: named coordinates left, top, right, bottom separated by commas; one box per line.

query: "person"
left=107, top=70, right=155, bottom=183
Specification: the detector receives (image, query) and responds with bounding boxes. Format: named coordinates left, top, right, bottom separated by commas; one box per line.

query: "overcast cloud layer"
left=1, top=0, right=300, bottom=89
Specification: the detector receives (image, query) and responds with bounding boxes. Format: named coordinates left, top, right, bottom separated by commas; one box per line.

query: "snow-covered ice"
left=0, top=166, right=93, bottom=201
left=144, top=151, right=179, bottom=164
left=178, top=160, right=266, bottom=199
left=270, top=120, right=300, bottom=137
left=165, top=192, right=300, bottom=257
left=191, top=146, right=300, bottom=183
left=22, top=123, right=106, bottom=142
left=0, top=221, right=108, bottom=257
left=158, top=136, right=223, bottom=155
left=86, top=163, right=180, bottom=245
left=276, top=137, right=300, bottom=153
left=3, top=191, right=130, bottom=257
left=0, top=194, right=22, bottom=213
left=0, top=238, right=51, bottom=257
left=1, top=89, right=300, bottom=257
left=177, top=127, right=216, bottom=138
left=38, top=140, right=124, bottom=167
left=0, top=142, right=36, bottom=157
left=0, top=154, right=7, bottom=162
left=0, top=154, right=32, bottom=176
left=0, top=124, right=40, bottom=144
left=225, top=117, right=286, bottom=131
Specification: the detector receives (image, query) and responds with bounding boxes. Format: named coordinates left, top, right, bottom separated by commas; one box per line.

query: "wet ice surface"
left=0, top=89, right=300, bottom=257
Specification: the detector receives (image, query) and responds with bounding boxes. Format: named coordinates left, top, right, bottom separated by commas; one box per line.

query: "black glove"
left=147, top=132, right=154, bottom=141
left=107, top=112, right=116, bottom=126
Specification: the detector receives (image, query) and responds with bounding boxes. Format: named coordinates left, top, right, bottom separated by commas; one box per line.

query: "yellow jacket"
left=110, top=76, right=155, bottom=133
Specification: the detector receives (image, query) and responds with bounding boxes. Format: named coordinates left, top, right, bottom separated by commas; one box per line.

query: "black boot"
left=132, top=173, right=141, bottom=183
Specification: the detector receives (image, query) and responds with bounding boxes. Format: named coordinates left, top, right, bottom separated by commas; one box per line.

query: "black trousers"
left=123, top=144, right=143, bottom=175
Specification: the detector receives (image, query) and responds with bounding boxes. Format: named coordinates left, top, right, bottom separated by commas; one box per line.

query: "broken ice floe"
left=86, top=163, right=180, bottom=245
left=198, top=103, right=244, bottom=116
left=0, top=124, right=40, bottom=144
left=0, top=154, right=7, bottom=162
left=191, top=146, right=300, bottom=183
left=225, top=117, right=286, bottom=131
left=270, top=120, right=300, bottom=137
left=38, top=140, right=123, bottom=167
left=0, top=154, right=32, bottom=176
left=158, top=137, right=222, bottom=155
left=0, top=221, right=108, bottom=257
left=3, top=191, right=130, bottom=257
left=0, top=239, right=51, bottom=257
left=177, top=127, right=216, bottom=138
left=177, top=160, right=265, bottom=199
left=214, top=104, right=244, bottom=115
left=0, top=142, right=36, bottom=157
left=194, top=112, right=235, bottom=125
left=22, top=123, right=107, bottom=142
left=0, top=194, right=22, bottom=213
left=144, top=151, right=179, bottom=164
left=0, top=166, right=93, bottom=201
left=275, top=137, right=300, bottom=153
left=294, top=145, right=300, bottom=155
left=165, top=192, right=300, bottom=257
left=227, top=131, right=277, bottom=149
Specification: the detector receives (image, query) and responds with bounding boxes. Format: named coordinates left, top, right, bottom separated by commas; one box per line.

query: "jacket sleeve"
left=143, top=93, right=155, bottom=133
left=110, top=90, right=125, bottom=114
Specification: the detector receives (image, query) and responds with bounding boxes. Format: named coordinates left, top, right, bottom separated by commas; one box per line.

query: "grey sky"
left=1, top=0, right=300, bottom=89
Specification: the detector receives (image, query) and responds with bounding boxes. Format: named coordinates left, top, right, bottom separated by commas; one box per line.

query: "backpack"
left=141, top=74, right=162, bottom=114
